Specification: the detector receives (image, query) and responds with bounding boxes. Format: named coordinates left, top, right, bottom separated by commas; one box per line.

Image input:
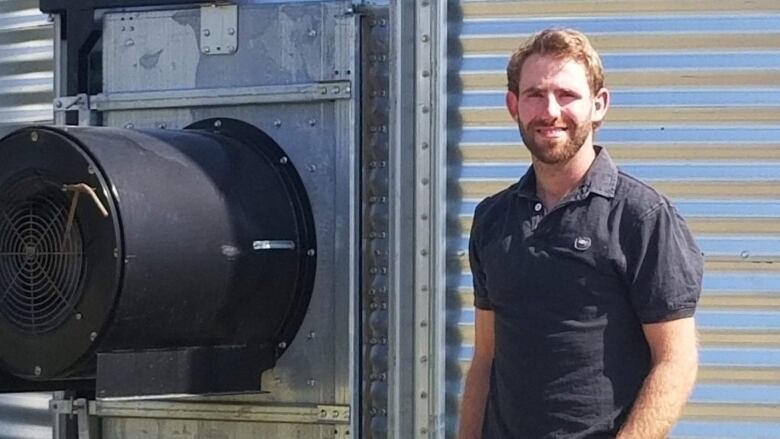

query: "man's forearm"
left=457, top=361, right=491, bottom=439
left=616, top=358, right=697, bottom=439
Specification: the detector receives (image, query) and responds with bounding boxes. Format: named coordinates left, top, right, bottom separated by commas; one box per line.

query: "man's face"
left=506, top=54, right=609, bottom=165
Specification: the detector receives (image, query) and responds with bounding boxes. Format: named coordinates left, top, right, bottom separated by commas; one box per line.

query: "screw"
left=203, top=29, right=211, bottom=37
left=203, top=46, right=210, bottom=53
left=421, top=34, right=430, bottom=43
left=90, top=332, right=98, bottom=341
left=55, top=100, right=62, bottom=108
left=307, top=331, right=316, bottom=340
left=308, top=29, right=317, bottom=37
left=278, top=341, right=287, bottom=349
left=126, top=39, right=134, bottom=46
left=34, top=366, right=41, bottom=376
left=75, top=313, right=83, bottom=320
left=309, top=119, right=317, bottom=126
left=308, top=164, right=317, bottom=172
left=213, top=120, right=222, bottom=128
left=87, top=166, right=96, bottom=175
left=332, top=86, right=341, bottom=94
left=320, top=409, right=328, bottom=417
left=30, top=131, right=38, bottom=142
left=279, top=156, right=288, bottom=164
left=274, top=119, right=282, bottom=127
left=124, top=122, right=134, bottom=129
left=227, top=27, right=235, bottom=35
left=307, top=249, right=316, bottom=256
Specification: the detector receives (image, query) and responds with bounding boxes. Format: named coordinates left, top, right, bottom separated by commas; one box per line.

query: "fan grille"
left=0, top=182, right=84, bottom=334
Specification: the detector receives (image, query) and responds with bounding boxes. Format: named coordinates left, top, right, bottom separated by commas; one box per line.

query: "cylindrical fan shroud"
left=0, top=120, right=316, bottom=383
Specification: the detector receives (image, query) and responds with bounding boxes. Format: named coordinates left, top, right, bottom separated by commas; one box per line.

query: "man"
left=458, top=28, right=704, bottom=439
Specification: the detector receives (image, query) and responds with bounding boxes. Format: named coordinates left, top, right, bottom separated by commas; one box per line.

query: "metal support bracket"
left=53, top=93, right=97, bottom=126
left=90, top=400, right=351, bottom=425
left=200, top=4, right=238, bottom=55
left=50, top=398, right=100, bottom=439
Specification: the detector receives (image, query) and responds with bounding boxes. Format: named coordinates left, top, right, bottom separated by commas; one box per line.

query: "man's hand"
left=616, top=317, right=698, bottom=439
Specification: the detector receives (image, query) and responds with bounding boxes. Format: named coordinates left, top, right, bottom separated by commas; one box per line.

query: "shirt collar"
left=514, top=145, right=618, bottom=200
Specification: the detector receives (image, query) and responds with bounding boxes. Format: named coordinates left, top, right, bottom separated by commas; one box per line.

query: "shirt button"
left=534, top=202, right=543, bottom=212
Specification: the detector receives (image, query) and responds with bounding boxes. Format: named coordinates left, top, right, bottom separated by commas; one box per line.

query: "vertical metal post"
left=388, top=0, right=447, bottom=438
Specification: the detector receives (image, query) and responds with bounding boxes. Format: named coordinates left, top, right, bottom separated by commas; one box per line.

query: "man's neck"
left=533, top=143, right=597, bottom=210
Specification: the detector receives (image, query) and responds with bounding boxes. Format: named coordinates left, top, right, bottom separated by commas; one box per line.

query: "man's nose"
left=542, top=95, right=561, bottom=119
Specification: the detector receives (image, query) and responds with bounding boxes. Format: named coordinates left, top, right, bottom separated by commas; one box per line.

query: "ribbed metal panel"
left=0, top=4, right=55, bottom=437
left=0, top=0, right=52, bottom=132
left=0, top=393, right=52, bottom=439
left=446, top=1, right=780, bottom=437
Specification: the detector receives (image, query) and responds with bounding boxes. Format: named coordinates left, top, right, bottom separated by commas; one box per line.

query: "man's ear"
left=505, top=91, right=519, bottom=121
left=592, top=87, right=610, bottom=124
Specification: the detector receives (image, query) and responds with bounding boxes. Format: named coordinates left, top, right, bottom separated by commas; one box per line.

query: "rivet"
left=54, top=100, right=62, bottom=108
left=274, top=119, right=282, bottom=127
left=125, top=38, right=134, bottom=46
left=30, top=131, right=38, bottom=142
left=740, top=251, right=750, bottom=259
left=421, top=214, right=428, bottom=220
left=321, top=409, right=328, bottom=417
left=227, top=46, right=235, bottom=52
left=308, top=379, right=317, bottom=386
left=309, top=119, right=317, bottom=126
left=90, top=332, right=98, bottom=341
left=421, top=249, right=428, bottom=257
left=227, top=28, right=235, bottom=36
left=278, top=341, right=287, bottom=349
left=34, top=366, right=41, bottom=376
left=156, top=122, right=166, bottom=129
left=420, top=320, right=428, bottom=327
left=308, top=164, right=317, bottom=172
left=420, top=355, right=427, bottom=363
left=203, top=46, right=210, bottom=53
left=75, top=313, right=83, bottom=320
left=421, top=70, right=430, bottom=78
left=307, top=249, right=316, bottom=256
left=279, top=156, right=288, bottom=164
left=421, top=34, right=430, bottom=43
left=320, top=87, right=328, bottom=95
left=421, top=427, right=428, bottom=434
left=421, top=178, right=429, bottom=185
left=307, top=331, right=316, bottom=340
left=203, top=29, right=211, bottom=37
left=332, top=86, right=341, bottom=94
left=213, top=119, right=222, bottom=128
left=421, top=142, right=429, bottom=149
left=421, top=285, right=429, bottom=292
left=87, top=166, right=96, bottom=175
left=420, top=391, right=428, bottom=399
left=422, top=105, right=430, bottom=114
left=124, top=122, right=134, bottom=129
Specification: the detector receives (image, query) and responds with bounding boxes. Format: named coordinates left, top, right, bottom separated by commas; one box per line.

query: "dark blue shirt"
left=469, top=147, right=703, bottom=438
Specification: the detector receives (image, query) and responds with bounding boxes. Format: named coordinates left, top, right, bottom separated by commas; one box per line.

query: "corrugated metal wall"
left=446, top=1, right=780, bottom=437
left=0, top=0, right=52, bottom=129
left=0, top=2, right=53, bottom=438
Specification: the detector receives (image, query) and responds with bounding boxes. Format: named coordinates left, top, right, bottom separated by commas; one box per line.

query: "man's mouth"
left=535, top=126, right=568, bottom=137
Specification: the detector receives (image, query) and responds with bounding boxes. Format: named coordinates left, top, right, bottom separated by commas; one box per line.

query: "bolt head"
left=203, top=29, right=211, bottom=36
left=213, top=120, right=222, bottom=128
left=34, top=366, right=41, bottom=376
left=30, top=131, right=38, bottom=142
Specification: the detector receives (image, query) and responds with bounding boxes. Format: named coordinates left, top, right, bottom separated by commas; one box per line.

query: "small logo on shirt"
left=574, top=236, right=591, bottom=251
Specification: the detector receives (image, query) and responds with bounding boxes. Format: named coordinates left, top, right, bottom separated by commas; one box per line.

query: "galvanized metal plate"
left=199, top=4, right=237, bottom=55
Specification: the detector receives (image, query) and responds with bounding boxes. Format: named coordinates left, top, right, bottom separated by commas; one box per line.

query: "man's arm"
left=616, top=317, right=698, bottom=439
left=457, top=309, right=495, bottom=439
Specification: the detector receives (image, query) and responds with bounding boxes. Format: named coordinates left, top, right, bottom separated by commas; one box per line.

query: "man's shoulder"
left=613, top=168, right=673, bottom=222
left=474, top=183, right=519, bottom=221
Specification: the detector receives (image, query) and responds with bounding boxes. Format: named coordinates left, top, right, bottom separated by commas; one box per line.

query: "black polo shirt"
left=469, top=146, right=703, bottom=438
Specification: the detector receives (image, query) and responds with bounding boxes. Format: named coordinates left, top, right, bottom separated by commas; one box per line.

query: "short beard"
left=518, top=118, right=591, bottom=165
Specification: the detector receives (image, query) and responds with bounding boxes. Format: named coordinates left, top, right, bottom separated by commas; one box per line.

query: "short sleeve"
left=625, top=202, right=704, bottom=323
left=469, top=205, right=492, bottom=310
